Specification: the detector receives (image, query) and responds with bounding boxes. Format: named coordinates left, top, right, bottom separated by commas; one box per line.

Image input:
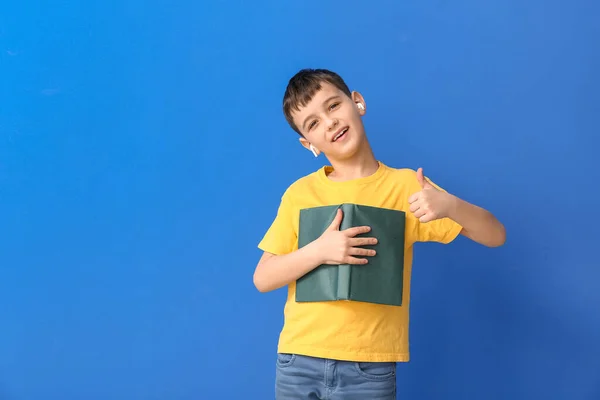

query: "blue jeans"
left=275, top=353, right=397, bottom=400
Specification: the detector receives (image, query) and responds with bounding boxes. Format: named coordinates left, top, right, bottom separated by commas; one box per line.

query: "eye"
left=329, top=102, right=340, bottom=111
left=308, top=120, right=317, bottom=130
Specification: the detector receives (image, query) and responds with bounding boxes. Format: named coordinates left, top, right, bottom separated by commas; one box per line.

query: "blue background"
left=1, top=0, right=598, bottom=399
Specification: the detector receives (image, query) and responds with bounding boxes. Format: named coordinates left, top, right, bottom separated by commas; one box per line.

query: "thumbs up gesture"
left=408, top=168, right=454, bottom=223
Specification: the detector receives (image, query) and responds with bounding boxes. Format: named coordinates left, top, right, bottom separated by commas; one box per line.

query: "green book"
left=296, top=203, right=405, bottom=306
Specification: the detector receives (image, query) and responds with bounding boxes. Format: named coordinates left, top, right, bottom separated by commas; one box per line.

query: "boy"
left=253, top=69, right=505, bottom=399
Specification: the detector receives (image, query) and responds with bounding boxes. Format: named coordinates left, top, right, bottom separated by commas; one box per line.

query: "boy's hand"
left=408, top=167, right=456, bottom=223
left=313, top=209, right=377, bottom=265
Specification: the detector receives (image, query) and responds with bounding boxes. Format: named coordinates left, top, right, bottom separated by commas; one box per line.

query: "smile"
left=332, top=127, right=349, bottom=142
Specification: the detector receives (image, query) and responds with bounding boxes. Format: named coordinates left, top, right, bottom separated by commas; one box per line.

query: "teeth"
left=334, top=128, right=348, bottom=141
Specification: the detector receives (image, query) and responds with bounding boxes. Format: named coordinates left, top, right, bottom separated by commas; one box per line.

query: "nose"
left=326, top=118, right=339, bottom=131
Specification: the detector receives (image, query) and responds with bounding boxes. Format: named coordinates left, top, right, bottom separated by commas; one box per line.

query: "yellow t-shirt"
left=258, top=161, right=462, bottom=362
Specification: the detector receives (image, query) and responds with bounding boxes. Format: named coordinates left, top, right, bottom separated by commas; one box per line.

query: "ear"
left=299, top=137, right=320, bottom=157
left=351, top=91, right=366, bottom=115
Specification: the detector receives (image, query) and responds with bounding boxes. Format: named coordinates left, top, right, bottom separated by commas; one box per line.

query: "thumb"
left=417, top=167, right=433, bottom=189
left=327, top=209, right=343, bottom=231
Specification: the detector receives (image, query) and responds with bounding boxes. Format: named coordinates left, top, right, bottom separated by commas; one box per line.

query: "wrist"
left=445, top=193, right=461, bottom=220
left=303, top=239, right=326, bottom=267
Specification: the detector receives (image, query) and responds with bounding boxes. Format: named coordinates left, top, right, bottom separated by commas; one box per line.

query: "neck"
left=326, top=142, right=379, bottom=182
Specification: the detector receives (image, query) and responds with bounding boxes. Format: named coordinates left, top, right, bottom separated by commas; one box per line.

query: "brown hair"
left=283, top=69, right=352, bottom=135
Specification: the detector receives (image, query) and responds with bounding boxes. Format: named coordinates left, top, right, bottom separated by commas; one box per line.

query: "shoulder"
left=278, top=168, right=323, bottom=201
left=385, top=165, right=418, bottom=178
left=383, top=163, right=449, bottom=193
left=381, top=164, right=420, bottom=186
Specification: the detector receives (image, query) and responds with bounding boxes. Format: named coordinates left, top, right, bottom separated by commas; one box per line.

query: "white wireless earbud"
left=357, top=103, right=365, bottom=110
left=309, top=144, right=319, bottom=157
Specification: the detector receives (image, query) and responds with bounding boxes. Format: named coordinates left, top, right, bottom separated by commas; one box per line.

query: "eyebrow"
left=302, top=95, right=341, bottom=131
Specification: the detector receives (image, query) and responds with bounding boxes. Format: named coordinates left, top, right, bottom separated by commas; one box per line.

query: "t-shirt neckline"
left=317, top=161, right=387, bottom=187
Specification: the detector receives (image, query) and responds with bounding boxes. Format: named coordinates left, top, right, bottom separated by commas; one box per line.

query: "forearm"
left=447, top=195, right=506, bottom=247
left=253, top=243, right=323, bottom=293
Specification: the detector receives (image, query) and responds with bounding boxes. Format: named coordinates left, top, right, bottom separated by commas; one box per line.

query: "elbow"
left=487, top=238, right=505, bottom=248
left=253, top=273, right=266, bottom=292
left=253, top=253, right=278, bottom=293
left=488, top=224, right=507, bottom=248
left=254, top=283, right=270, bottom=293
left=462, top=223, right=506, bottom=248
left=253, top=271, right=271, bottom=293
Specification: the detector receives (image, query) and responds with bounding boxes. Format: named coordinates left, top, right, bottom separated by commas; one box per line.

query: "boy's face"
left=292, top=82, right=367, bottom=161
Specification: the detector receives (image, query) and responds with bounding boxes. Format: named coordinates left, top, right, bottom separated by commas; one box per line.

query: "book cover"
left=296, top=203, right=405, bottom=306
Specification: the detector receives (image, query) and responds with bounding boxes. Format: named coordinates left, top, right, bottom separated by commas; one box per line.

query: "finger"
left=408, top=192, right=420, bottom=204
left=409, top=202, right=421, bottom=213
left=349, top=247, right=377, bottom=257
left=412, top=208, right=427, bottom=219
left=345, top=256, right=369, bottom=265
left=348, top=237, right=378, bottom=247
left=344, top=225, right=371, bottom=237
left=416, top=167, right=425, bottom=188
left=419, top=214, right=435, bottom=223
left=417, top=167, right=434, bottom=189
left=326, top=209, right=343, bottom=231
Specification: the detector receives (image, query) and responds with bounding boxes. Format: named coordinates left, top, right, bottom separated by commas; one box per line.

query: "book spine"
left=337, top=204, right=352, bottom=300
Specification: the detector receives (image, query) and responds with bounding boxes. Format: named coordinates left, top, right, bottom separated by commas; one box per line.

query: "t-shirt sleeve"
left=404, top=170, right=463, bottom=244
left=257, top=189, right=297, bottom=255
